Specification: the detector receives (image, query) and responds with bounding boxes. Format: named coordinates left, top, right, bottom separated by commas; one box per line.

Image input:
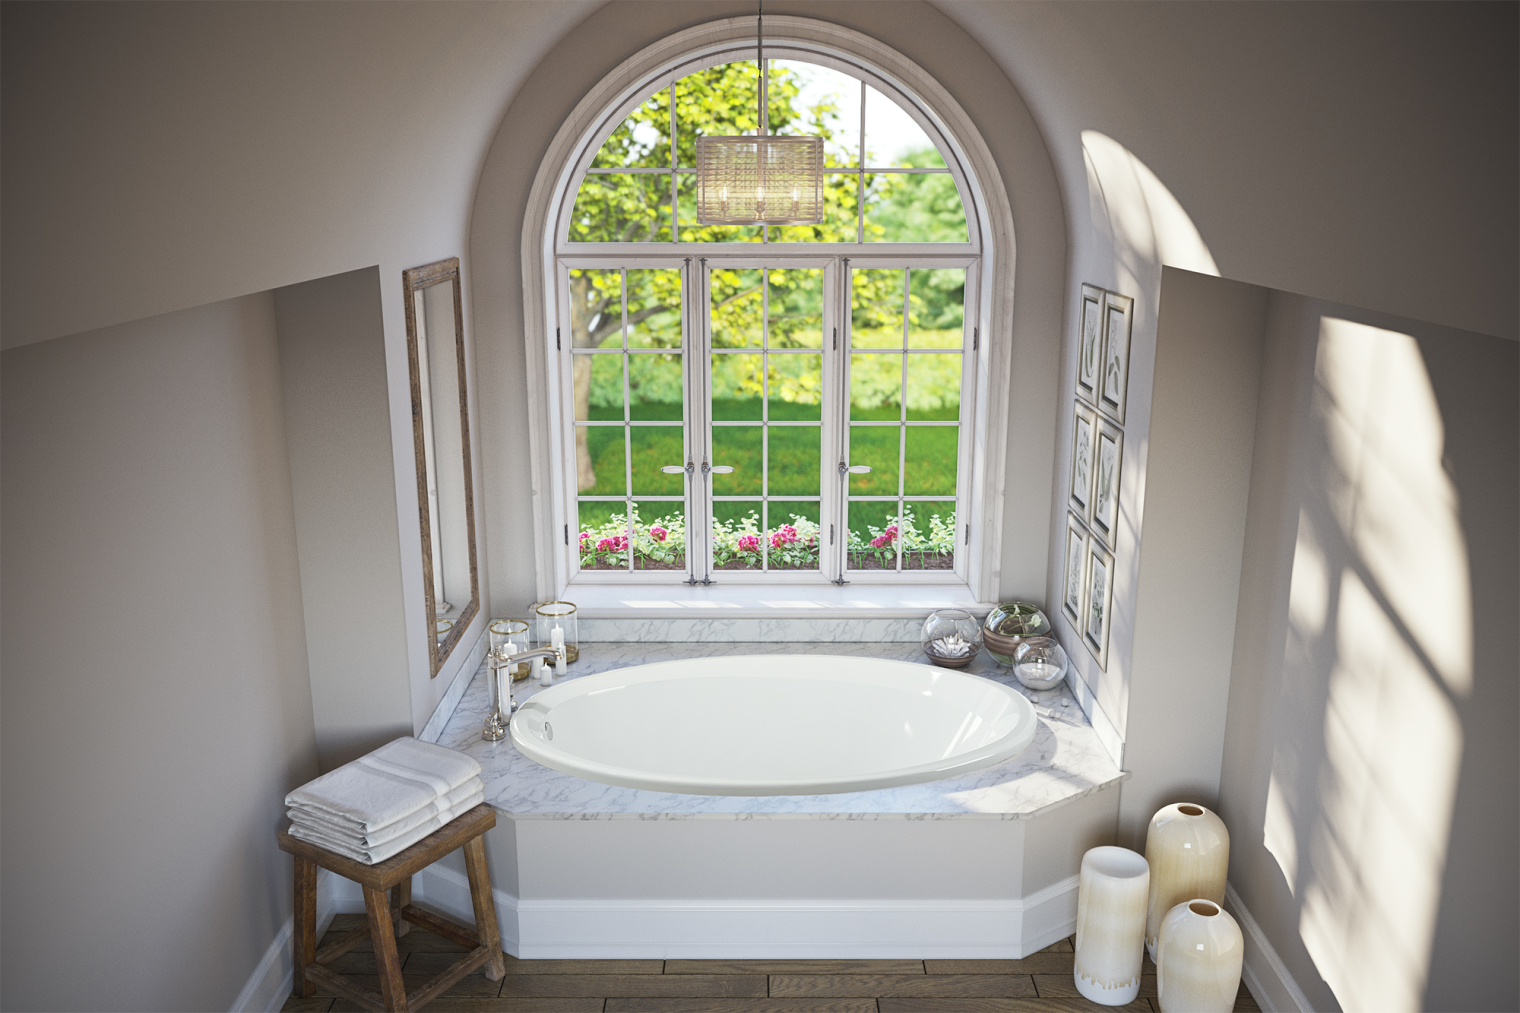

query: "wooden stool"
left=277, top=803, right=505, bottom=1013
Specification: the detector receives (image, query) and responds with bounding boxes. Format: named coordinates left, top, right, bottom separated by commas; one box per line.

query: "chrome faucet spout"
left=502, top=648, right=562, bottom=666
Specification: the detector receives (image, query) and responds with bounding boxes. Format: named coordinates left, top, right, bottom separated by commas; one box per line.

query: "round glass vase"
left=982, top=602, right=1052, bottom=665
left=921, top=609, right=983, bottom=668
left=1012, top=636, right=1069, bottom=691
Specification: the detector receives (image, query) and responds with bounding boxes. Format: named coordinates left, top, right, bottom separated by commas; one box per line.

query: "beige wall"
left=1217, top=291, right=1518, bottom=1012
left=0, top=295, right=319, bottom=1011
left=274, top=268, right=415, bottom=770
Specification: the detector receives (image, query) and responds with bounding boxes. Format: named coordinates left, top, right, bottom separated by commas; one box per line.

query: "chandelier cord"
left=757, top=0, right=767, bottom=136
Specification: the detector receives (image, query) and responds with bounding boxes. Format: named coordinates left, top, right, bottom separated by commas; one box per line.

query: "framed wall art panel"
left=1063, top=512, right=1090, bottom=630
left=1076, top=284, right=1104, bottom=406
left=1082, top=538, right=1115, bottom=670
left=1099, top=290, right=1133, bottom=423
left=1069, top=400, right=1098, bottom=522
left=1091, top=417, right=1123, bottom=549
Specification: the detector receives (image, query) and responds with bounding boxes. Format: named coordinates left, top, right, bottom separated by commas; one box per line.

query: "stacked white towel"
left=285, top=737, right=485, bottom=864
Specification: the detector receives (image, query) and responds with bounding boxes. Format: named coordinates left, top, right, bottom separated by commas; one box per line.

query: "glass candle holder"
left=1012, top=636, right=1069, bottom=690
left=489, top=618, right=530, bottom=681
left=982, top=601, right=1052, bottom=666
left=921, top=609, right=983, bottom=668
left=434, top=619, right=454, bottom=645
left=535, top=601, right=578, bottom=664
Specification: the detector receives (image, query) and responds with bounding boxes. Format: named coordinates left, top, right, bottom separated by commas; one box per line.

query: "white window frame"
left=520, top=16, right=1018, bottom=605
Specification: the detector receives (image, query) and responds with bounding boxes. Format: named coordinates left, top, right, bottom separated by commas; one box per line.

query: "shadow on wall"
left=1262, top=317, right=1518, bottom=1011
left=1081, top=129, right=1219, bottom=290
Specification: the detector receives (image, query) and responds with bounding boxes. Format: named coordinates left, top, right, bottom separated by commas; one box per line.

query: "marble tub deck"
left=438, top=642, right=1125, bottom=821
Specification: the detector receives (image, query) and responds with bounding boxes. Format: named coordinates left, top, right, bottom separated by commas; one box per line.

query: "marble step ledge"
left=578, top=615, right=929, bottom=643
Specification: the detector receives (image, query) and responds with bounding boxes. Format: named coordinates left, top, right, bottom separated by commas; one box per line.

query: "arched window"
left=529, top=20, right=1010, bottom=597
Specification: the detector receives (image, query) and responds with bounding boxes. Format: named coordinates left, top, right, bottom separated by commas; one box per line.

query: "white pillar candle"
left=1155, top=899, right=1243, bottom=1013
left=555, top=651, right=567, bottom=677
left=535, top=655, right=551, bottom=686
left=1074, top=846, right=1150, bottom=1005
left=1144, top=803, right=1230, bottom=960
left=551, top=624, right=564, bottom=649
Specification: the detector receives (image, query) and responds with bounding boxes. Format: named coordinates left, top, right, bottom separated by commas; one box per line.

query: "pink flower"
left=596, top=537, right=615, bottom=552
left=595, top=535, right=628, bottom=553
left=869, top=526, right=899, bottom=550
left=650, top=526, right=668, bottom=542
left=779, top=524, right=798, bottom=542
left=769, top=531, right=786, bottom=549
left=579, top=531, right=592, bottom=544
left=736, top=534, right=760, bottom=552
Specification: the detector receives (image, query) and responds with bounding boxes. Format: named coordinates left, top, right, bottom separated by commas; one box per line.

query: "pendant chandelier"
left=694, top=2, right=824, bottom=226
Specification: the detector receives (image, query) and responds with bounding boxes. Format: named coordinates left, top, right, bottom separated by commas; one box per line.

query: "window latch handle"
left=661, top=462, right=696, bottom=476
left=705, top=463, right=734, bottom=475
left=839, top=463, right=872, bottom=475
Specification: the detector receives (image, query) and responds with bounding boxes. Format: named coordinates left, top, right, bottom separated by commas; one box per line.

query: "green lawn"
left=578, top=397, right=958, bottom=540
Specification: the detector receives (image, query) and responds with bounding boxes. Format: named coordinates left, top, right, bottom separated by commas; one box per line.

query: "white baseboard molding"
left=414, top=864, right=1076, bottom=960
left=1225, top=882, right=1314, bottom=1013
left=231, top=869, right=341, bottom=1013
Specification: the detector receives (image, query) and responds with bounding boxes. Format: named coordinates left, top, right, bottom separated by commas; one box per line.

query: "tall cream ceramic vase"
left=1073, top=846, right=1150, bottom=1005
left=1155, top=899, right=1244, bottom=1012
left=1144, top=803, right=1229, bottom=960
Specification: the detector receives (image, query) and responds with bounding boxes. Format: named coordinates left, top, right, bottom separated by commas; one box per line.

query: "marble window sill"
left=438, top=642, right=1125, bottom=821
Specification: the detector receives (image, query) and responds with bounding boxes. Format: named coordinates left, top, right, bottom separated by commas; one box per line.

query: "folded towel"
left=285, top=737, right=481, bottom=833
left=287, top=777, right=483, bottom=848
left=288, top=791, right=485, bottom=864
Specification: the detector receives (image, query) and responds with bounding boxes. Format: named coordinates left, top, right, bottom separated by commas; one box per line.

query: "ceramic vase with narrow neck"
left=1155, top=899, right=1244, bottom=1013
left=1073, top=846, right=1150, bottom=1005
left=1144, top=803, right=1229, bottom=960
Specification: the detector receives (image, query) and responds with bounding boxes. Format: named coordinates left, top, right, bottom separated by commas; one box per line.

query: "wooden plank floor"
left=282, top=914, right=1262, bottom=1013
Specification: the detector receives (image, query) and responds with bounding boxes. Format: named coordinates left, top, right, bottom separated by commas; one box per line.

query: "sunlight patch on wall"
left=1267, top=318, right=1470, bottom=1013
left=1081, top=130, right=1220, bottom=290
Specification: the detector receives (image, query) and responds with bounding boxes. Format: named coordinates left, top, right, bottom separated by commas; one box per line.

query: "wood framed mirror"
left=403, top=257, right=479, bottom=676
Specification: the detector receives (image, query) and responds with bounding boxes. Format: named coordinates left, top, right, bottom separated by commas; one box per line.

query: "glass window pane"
left=626, top=269, right=682, bottom=348
left=863, top=84, right=944, bottom=169
left=768, top=354, right=821, bottom=420
left=567, top=269, right=622, bottom=349
left=770, top=173, right=860, bottom=243
left=905, top=354, right=961, bottom=421
left=591, top=89, right=671, bottom=170
left=629, top=426, right=685, bottom=496
left=713, top=501, right=763, bottom=571
left=768, top=425, right=821, bottom=496
left=769, top=61, right=859, bottom=169
left=850, top=353, right=903, bottom=420
left=901, top=502, right=956, bottom=570
left=676, top=62, right=760, bottom=167
left=766, top=269, right=823, bottom=348
left=908, top=268, right=966, bottom=345
left=711, top=426, right=762, bottom=496
left=767, top=500, right=821, bottom=570
left=868, top=172, right=969, bottom=243
left=904, top=427, right=958, bottom=495
left=632, top=500, right=685, bottom=571
left=847, top=425, right=900, bottom=495
left=847, top=500, right=900, bottom=571
left=851, top=269, right=904, bottom=347
left=568, top=173, right=671, bottom=243
left=712, top=353, right=763, bottom=420
left=710, top=268, right=764, bottom=348
left=575, top=354, right=623, bottom=421
left=628, top=353, right=683, bottom=421
left=576, top=425, right=625, bottom=496
left=577, top=501, right=630, bottom=571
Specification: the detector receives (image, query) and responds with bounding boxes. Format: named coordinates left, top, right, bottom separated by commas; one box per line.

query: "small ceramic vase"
left=1144, top=803, right=1230, bottom=961
left=1155, top=899, right=1244, bottom=1013
left=1073, top=846, right=1150, bottom=1005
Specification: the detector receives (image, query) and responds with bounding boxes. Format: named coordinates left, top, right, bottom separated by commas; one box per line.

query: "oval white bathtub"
left=507, top=655, right=1038, bottom=796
